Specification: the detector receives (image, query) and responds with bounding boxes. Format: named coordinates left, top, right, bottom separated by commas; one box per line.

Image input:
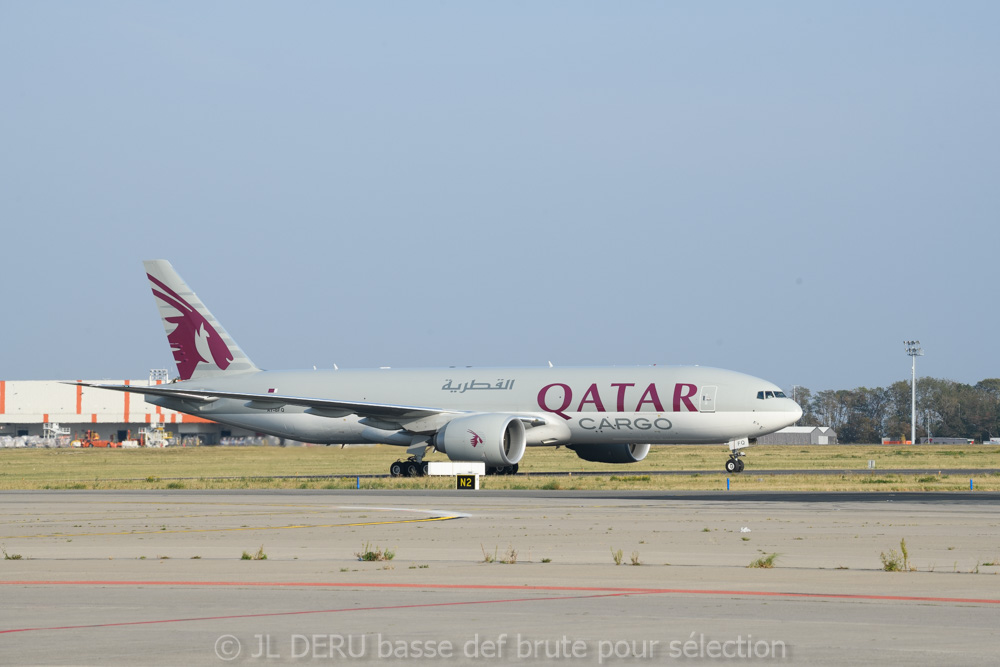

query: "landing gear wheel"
left=390, top=461, right=404, bottom=477
left=511, top=463, right=519, bottom=475
left=405, top=461, right=420, bottom=477
left=735, top=459, right=745, bottom=473
left=421, top=461, right=430, bottom=476
left=725, top=458, right=738, bottom=473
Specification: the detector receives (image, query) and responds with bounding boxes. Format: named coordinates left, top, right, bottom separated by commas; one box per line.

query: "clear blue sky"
left=2, top=2, right=998, bottom=393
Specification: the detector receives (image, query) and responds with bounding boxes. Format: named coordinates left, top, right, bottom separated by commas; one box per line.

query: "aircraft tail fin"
left=143, top=260, right=259, bottom=381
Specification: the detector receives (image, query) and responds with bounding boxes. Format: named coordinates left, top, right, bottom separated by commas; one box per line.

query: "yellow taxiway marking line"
left=1, top=514, right=462, bottom=539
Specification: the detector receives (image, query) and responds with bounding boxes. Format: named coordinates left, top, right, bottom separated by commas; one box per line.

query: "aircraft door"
left=700, top=386, right=717, bottom=413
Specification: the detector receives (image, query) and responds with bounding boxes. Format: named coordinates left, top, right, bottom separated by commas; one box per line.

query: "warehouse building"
left=0, top=374, right=256, bottom=446
left=756, top=426, right=838, bottom=445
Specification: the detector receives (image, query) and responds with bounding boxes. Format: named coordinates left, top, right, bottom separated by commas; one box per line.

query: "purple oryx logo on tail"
left=148, top=273, right=232, bottom=380
left=467, top=430, right=483, bottom=448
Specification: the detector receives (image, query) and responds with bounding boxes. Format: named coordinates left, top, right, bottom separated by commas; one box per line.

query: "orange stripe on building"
left=76, top=382, right=83, bottom=414
left=145, top=414, right=151, bottom=423
left=0, top=380, right=5, bottom=414
left=43, top=413, right=49, bottom=423
left=123, top=380, right=130, bottom=422
left=91, top=414, right=98, bottom=423
left=170, top=414, right=176, bottom=423
left=180, top=415, right=216, bottom=424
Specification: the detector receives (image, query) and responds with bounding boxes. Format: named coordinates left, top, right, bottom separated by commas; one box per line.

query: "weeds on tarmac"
left=748, top=553, right=779, bottom=569
left=355, top=542, right=394, bottom=562
left=881, top=538, right=915, bottom=572
left=241, top=545, right=268, bottom=560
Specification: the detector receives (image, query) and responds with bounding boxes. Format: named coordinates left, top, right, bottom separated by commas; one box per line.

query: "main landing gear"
left=389, top=458, right=430, bottom=477
left=485, top=464, right=519, bottom=476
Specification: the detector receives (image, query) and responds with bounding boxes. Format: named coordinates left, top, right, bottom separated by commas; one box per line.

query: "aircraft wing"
left=69, top=382, right=547, bottom=432
left=70, top=381, right=450, bottom=421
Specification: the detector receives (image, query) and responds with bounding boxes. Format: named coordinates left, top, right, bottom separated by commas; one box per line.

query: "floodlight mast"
left=904, top=341, right=924, bottom=444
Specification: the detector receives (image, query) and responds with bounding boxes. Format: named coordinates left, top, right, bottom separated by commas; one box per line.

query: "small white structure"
left=426, top=461, right=486, bottom=476
left=426, top=461, right=484, bottom=490
left=42, top=422, right=71, bottom=442
left=757, top=426, right=838, bottom=445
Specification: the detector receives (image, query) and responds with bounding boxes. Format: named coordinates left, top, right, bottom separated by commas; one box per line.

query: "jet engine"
left=568, top=443, right=650, bottom=464
left=433, top=414, right=526, bottom=466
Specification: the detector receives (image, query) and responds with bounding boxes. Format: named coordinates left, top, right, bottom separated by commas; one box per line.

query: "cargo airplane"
left=76, top=261, right=802, bottom=476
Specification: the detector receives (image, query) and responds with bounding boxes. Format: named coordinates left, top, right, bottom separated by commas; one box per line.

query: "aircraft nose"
left=790, top=400, right=803, bottom=423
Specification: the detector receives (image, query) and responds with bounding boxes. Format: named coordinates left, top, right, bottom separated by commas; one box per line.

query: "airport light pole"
left=904, top=341, right=923, bottom=445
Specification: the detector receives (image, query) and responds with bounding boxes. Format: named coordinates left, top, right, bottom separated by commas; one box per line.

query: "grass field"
left=1, top=444, right=998, bottom=492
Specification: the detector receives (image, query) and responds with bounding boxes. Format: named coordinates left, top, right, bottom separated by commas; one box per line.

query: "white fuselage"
left=147, top=365, right=802, bottom=447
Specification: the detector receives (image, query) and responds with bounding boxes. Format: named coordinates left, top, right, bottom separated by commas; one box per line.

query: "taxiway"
left=1, top=490, right=998, bottom=665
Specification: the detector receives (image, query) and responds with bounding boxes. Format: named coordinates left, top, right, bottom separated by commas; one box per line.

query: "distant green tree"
left=974, top=379, right=1000, bottom=440
left=883, top=380, right=912, bottom=440
left=792, top=386, right=818, bottom=426
left=849, top=387, right=890, bottom=444
left=802, top=376, right=1000, bottom=443
left=811, top=389, right=851, bottom=434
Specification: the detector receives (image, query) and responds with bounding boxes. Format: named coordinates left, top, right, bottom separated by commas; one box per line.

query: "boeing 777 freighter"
left=77, top=261, right=802, bottom=476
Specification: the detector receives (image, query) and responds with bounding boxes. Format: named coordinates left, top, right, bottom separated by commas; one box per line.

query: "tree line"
left=794, top=378, right=1000, bottom=444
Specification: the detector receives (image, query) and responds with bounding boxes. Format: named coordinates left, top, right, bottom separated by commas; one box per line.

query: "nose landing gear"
left=724, top=437, right=750, bottom=473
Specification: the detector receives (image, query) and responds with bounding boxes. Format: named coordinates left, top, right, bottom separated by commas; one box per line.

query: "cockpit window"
left=757, top=390, right=787, bottom=399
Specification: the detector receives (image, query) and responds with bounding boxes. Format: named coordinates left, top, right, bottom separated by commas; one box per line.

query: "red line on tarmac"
left=1, top=580, right=998, bottom=635
left=2, top=580, right=1000, bottom=605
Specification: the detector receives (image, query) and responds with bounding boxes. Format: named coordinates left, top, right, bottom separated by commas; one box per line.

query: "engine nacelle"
left=568, top=443, right=650, bottom=464
left=433, top=413, right=526, bottom=466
